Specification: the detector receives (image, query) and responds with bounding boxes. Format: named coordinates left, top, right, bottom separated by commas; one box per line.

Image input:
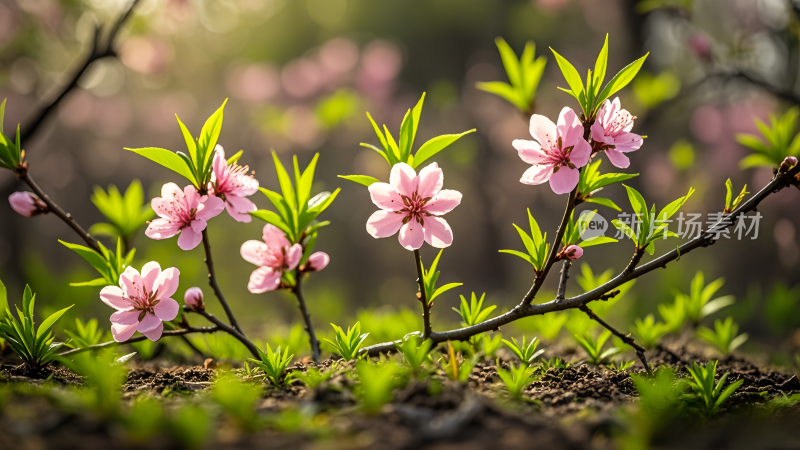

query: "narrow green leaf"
left=496, top=37, right=522, bottom=88
left=197, top=99, right=227, bottom=172
left=70, top=278, right=111, bottom=287
left=430, top=283, right=463, bottom=302
left=499, top=249, right=534, bottom=266
left=125, top=148, right=196, bottom=186
left=476, top=81, right=526, bottom=111
left=592, top=34, right=609, bottom=100
left=338, top=175, right=380, bottom=187
left=583, top=197, right=621, bottom=211
left=412, top=129, right=476, bottom=169
left=227, top=150, right=243, bottom=165
left=550, top=47, right=585, bottom=104
left=595, top=53, right=649, bottom=108
left=272, top=152, right=297, bottom=210
left=579, top=236, right=618, bottom=248
left=359, top=143, right=390, bottom=164
left=250, top=210, right=293, bottom=237
left=36, top=305, right=74, bottom=339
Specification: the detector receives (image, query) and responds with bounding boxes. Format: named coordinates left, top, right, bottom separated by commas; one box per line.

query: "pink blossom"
left=184, top=287, right=204, bottom=311
left=8, top=191, right=47, bottom=217
left=100, top=262, right=180, bottom=342
left=564, top=245, right=583, bottom=260
left=689, top=33, right=712, bottom=61
left=210, top=145, right=259, bottom=223
left=305, top=252, right=330, bottom=271
left=512, top=107, right=592, bottom=195
left=240, top=224, right=303, bottom=293
left=366, top=162, right=462, bottom=251
left=146, top=183, right=225, bottom=250
left=590, top=98, right=643, bottom=169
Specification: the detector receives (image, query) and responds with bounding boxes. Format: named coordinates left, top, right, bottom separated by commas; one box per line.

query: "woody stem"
left=414, top=249, right=432, bottom=339
left=201, top=228, right=243, bottom=335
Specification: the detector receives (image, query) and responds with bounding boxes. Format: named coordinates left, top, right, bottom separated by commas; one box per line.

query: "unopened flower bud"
left=8, top=192, right=48, bottom=217
left=779, top=156, right=798, bottom=173
left=564, top=245, right=583, bottom=260
left=306, top=252, right=330, bottom=272
left=184, top=287, right=205, bottom=311
left=689, top=33, right=712, bottom=62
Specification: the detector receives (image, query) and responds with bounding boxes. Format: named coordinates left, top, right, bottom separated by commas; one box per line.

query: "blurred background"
left=0, top=0, right=799, bottom=364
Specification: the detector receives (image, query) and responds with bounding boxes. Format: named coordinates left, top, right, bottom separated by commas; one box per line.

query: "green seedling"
left=295, top=366, right=335, bottom=389
left=88, top=180, right=155, bottom=244
left=497, top=362, right=537, bottom=399
left=476, top=37, right=547, bottom=115
left=678, top=272, right=735, bottom=326
left=684, top=360, right=744, bottom=417
left=64, top=318, right=107, bottom=348
left=540, top=357, right=571, bottom=371
left=500, top=208, right=549, bottom=273
left=249, top=344, right=294, bottom=387
left=630, top=314, right=669, bottom=349
left=696, top=317, right=748, bottom=355
left=736, top=107, right=800, bottom=169
left=723, top=178, right=748, bottom=214
left=573, top=330, right=620, bottom=365
left=211, top=373, right=262, bottom=431
left=445, top=341, right=474, bottom=382
left=502, top=336, right=544, bottom=366
left=355, top=360, right=401, bottom=414
left=607, top=360, right=636, bottom=371
left=324, top=321, right=369, bottom=361
left=398, top=335, right=432, bottom=375
left=482, top=333, right=503, bottom=359
left=452, top=292, right=496, bottom=349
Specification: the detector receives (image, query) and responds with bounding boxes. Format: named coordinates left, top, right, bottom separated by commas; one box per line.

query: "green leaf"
left=499, top=249, right=533, bottom=265
left=595, top=53, right=649, bottom=109
left=496, top=37, right=522, bottom=89
left=197, top=99, right=227, bottom=175
left=272, top=152, right=297, bottom=210
left=399, top=109, right=413, bottom=163
left=297, top=153, right=319, bottom=209
left=22, top=285, right=34, bottom=319
left=175, top=115, right=199, bottom=172
left=359, top=143, right=390, bottom=163
left=250, top=210, right=293, bottom=237
left=36, top=305, right=74, bottom=340
left=591, top=173, right=639, bottom=191
left=475, top=81, right=526, bottom=111
left=612, top=219, right=637, bottom=242
left=583, top=197, right=621, bottom=211
left=88, top=222, right=120, bottom=239
left=430, top=283, right=463, bottom=303
left=550, top=47, right=585, bottom=106
left=412, top=129, right=476, bottom=169
left=410, top=92, right=425, bottom=147
left=125, top=148, right=196, bottom=186
left=366, top=112, right=389, bottom=153
left=383, top=125, right=402, bottom=162
left=227, top=150, right=243, bottom=165
left=338, top=175, right=380, bottom=187
left=738, top=153, right=776, bottom=169
left=725, top=179, right=733, bottom=211
left=59, top=241, right=110, bottom=279
left=623, top=185, right=648, bottom=217
left=69, top=278, right=111, bottom=287
left=579, top=236, right=618, bottom=248
left=593, top=34, right=609, bottom=99
left=0, top=278, right=7, bottom=316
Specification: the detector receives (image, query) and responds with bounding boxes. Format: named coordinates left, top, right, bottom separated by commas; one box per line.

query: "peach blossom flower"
left=305, top=252, right=330, bottom=271
left=146, top=183, right=225, bottom=250
left=240, top=224, right=303, bottom=293
left=183, top=287, right=204, bottom=311
left=590, top=97, right=643, bottom=169
left=513, top=107, right=592, bottom=194
left=366, top=162, right=462, bottom=251
left=100, top=262, right=180, bottom=342
left=8, top=191, right=47, bottom=217
left=210, top=145, right=259, bottom=223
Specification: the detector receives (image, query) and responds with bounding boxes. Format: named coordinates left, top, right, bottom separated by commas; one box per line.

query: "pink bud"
left=184, top=287, right=204, bottom=311
left=786, top=156, right=798, bottom=167
left=689, top=33, right=712, bottom=61
left=565, top=245, right=583, bottom=260
left=306, top=252, right=330, bottom=271
left=9, top=192, right=47, bottom=217
left=779, top=156, right=798, bottom=173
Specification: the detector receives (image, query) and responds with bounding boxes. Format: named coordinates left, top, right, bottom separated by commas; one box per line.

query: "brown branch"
left=579, top=304, right=649, bottom=372
left=21, top=172, right=101, bottom=253
left=194, top=310, right=259, bottom=359
left=361, top=164, right=800, bottom=355
left=201, top=228, right=242, bottom=335
left=20, top=0, right=141, bottom=143
left=57, top=325, right=219, bottom=357
left=555, top=260, right=572, bottom=302
left=414, top=249, right=433, bottom=339
left=291, top=276, right=321, bottom=363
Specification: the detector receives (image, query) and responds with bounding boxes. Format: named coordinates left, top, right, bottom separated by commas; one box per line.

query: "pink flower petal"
left=424, top=189, right=462, bottom=215
left=590, top=120, right=606, bottom=144
left=262, top=224, right=291, bottom=251
left=612, top=132, right=643, bottom=152
left=423, top=216, right=453, bottom=248
left=529, top=114, right=557, bottom=147
left=520, top=165, right=553, bottom=185
left=213, top=145, right=227, bottom=181
left=307, top=252, right=330, bottom=271
left=389, top=163, right=419, bottom=198
left=142, top=321, right=164, bottom=341
left=569, top=138, right=592, bottom=168
left=195, top=195, right=225, bottom=221
left=398, top=221, right=424, bottom=251
left=153, top=267, right=180, bottom=299
left=565, top=244, right=584, bottom=259
left=153, top=297, right=179, bottom=322
left=241, top=240, right=270, bottom=266
left=141, top=261, right=161, bottom=291
left=137, top=312, right=162, bottom=333
left=177, top=228, right=203, bottom=250
left=225, top=195, right=256, bottom=223
left=549, top=166, right=580, bottom=195
left=366, top=210, right=405, bottom=238
left=110, top=309, right=140, bottom=325
left=248, top=266, right=282, bottom=293
left=145, top=218, right=181, bottom=240
left=190, top=218, right=207, bottom=234
left=605, top=148, right=630, bottom=168
left=285, top=243, right=303, bottom=271
left=417, top=162, right=444, bottom=199
left=100, top=286, right=131, bottom=311
left=160, top=182, right=183, bottom=200
left=368, top=182, right=403, bottom=211
left=557, top=107, right=583, bottom=148
left=111, top=322, right=138, bottom=342
left=183, top=185, right=201, bottom=210
left=513, top=139, right=547, bottom=165
left=120, top=266, right=143, bottom=299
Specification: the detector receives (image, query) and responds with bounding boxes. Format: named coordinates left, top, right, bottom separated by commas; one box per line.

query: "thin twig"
left=361, top=165, right=800, bottom=355
left=201, top=228, right=242, bottom=335
left=20, top=0, right=141, bottom=143
left=292, top=276, right=321, bottom=363
left=194, top=310, right=260, bottom=359
left=57, top=326, right=219, bottom=357
left=555, top=260, right=572, bottom=302
left=579, top=304, right=649, bottom=373
left=414, top=249, right=432, bottom=339
left=22, top=172, right=101, bottom=253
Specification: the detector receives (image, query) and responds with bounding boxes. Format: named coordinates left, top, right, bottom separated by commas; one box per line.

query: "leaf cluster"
left=736, top=107, right=800, bottom=169
left=324, top=321, right=369, bottom=361
left=64, top=318, right=108, bottom=349
left=0, top=99, right=22, bottom=170
left=576, top=160, right=639, bottom=211
left=573, top=330, right=620, bottom=365
left=0, top=284, right=73, bottom=370
left=672, top=272, right=734, bottom=326
left=444, top=341, right=475, bottom=382
left=630, top=314, right=669, bottom=349
left=500, top=209, right=549, bottom=272
left=453, top=292, right=496, bottom=327
left=497, top=363, right=537, bottom=399
left=419, top=250, right=462, bottom=305
left=562, top=209, right=618, bottom=248
left=723, top=178, right=748, bottom=214
left=398, top=336, right=433, bottom=375
left=249, top=344, right=295, bottom=387
left=502, top=336, right=544, bottom=366
left=613, top=185, right=694, bottom=255
left=696, top=317, right=748, bottom=355
left=684, top=360, right=744, bottom=417
left=88, top=180, right=154, bottom=242
left=339, top=93, right=475, bottom=187
left=476, top=38, right=547, bottom=114
left=60, top=237, right=135, bottom=287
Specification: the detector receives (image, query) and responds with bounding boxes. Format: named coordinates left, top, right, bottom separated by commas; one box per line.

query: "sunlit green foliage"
left=357, top=308, right=421, bottom=345
left=633, top=70, right=680, bottom=108
left=211, top=373, right=262, bottom=430
left=576, top=160, right=639, bottom=211
left=418, top=250, right=462, bottom=305
left=613, top=185, right=694, bottom=255
left=60, top=237, right=135, bottom=287
left=630, top=314, right=669, bottom=349
left=737, top=107, right=800, bottom=169
left=573, top=330, right=620, bottom=365
left=339, top=93, right=476, bottom=187
left=0, top=284, right=72, bottom=369
left=88, top=180, right=154, bottom=244
left=540, top=357, right=571, bottom=371
left=444, top=341, right=475, bottom=382
left=482, top=333, right=503, bottom=359
left=502, top=335, right=544, bottom=366
left=497, top=363, right=537, bottom=399
left=324, top=321, right=369, bottom=361
left=355, top=360, right=402, bottom=414
left=0, top=99, right=22, bottom=170
left=249, top=344, right=295, bottom=387
left=476, top=37, right=546, bottom=114
left=676, top=272, right=735, bottom=326
left=697, top=317, right=748, bottom=355
left=607, top=360, right=636, bottom=371
left=684, top=360, right=744, bottom=417
left=499, top=208, right=549, bottom=272
left=723, top=179, right=748, bottom=214
left=295, top=366, right=335, bottom=389
left=64, top=318, right=108, bottom=349
left=551, top=34, right=648, bottom=120
left=398, top=336, right=432, bottom=375
left=562, top=209, right=618, bottom=248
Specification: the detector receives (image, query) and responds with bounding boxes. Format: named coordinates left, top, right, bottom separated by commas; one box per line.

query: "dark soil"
left=2, top=345, right=800, bottom=449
